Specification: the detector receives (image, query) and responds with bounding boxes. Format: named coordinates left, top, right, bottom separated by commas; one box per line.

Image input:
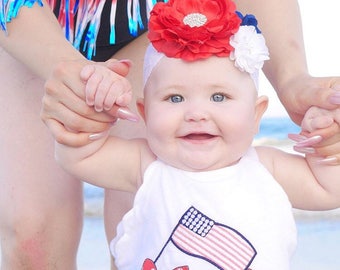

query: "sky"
left=259, top=0, right=340, bottom=118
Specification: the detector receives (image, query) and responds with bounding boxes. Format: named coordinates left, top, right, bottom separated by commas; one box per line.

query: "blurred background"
left=0, top=0, right=338, bottom=269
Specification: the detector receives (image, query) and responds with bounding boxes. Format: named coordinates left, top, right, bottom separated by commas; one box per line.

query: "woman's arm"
left=234, top=0, right=340, bottom=125
left=0, top=1, right=84, bottom=79
left=0, top=2, right=133, bottom=145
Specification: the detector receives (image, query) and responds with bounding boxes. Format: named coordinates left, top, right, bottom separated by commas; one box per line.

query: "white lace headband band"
left=143, top=43, right=261, bottom=90
left=143, top=0, right=270, bottom=90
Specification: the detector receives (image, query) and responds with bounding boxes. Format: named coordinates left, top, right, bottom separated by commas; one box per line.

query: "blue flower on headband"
left=236, top=11, right=261, bottom=33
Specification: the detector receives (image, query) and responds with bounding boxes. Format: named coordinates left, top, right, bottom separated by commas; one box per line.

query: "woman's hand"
left=289, top=106, right=340, bottom=165
left=41, top=58, right=132, bottom=146
left=278, top=75, right=340, bottom=125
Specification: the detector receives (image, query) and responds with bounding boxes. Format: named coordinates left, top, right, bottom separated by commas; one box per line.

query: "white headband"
left=143, top=43, right=261, bottom=90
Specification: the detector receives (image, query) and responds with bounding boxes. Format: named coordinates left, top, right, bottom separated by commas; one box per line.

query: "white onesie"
left=111, top=147, right=297, bottom=269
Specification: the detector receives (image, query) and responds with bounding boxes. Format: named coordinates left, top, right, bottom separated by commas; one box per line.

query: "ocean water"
left=256, top=117, right=300, bottom=139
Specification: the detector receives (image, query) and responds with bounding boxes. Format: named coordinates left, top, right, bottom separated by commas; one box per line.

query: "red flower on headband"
left=148, top=0, right=241, bottom=61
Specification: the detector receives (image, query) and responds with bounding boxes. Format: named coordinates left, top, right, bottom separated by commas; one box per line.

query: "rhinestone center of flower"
left=183, top=13, right=207, bottom=28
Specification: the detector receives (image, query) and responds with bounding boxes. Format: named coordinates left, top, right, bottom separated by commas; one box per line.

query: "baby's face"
left=140, top=56, right=266, bottom=171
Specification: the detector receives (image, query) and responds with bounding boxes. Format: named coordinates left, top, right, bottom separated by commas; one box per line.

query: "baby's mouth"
left=182, top=133, right=216, bottom=140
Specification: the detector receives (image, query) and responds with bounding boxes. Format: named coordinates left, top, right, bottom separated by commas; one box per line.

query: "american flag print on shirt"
left=170, top=206, right=256, bottom=269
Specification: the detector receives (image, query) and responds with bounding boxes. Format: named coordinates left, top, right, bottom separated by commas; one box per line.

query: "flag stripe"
left=170, top=207, right=256, bottom=269
left=172, top=225, right=235, bottom=269
left=213, top=226, right=256, bottom=259
left=172, top=224, right=255, bottom=269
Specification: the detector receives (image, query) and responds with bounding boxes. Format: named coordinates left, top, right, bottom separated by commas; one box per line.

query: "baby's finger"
left=111, top=79, right=132, bottom=107
left=303, top=115, right=334, bottom=132
left=80, top=64, right=95, bottom=80
left=102, top=78, right=122, bottom=111
left=86, top=72, right=104, bottom=107
left=103, top=78, right=132, bottom=110
left=301, top=106, right=334, bottom=132
left=103, top=90, right=117, bottom=111
left=93, top=74, right=117, bottom=112
left=116, top=91, right=133, bottom=108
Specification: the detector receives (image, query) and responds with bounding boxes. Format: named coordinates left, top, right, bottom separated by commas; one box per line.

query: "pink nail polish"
left=89, top=131, right=108, bottom=141
left=117, top=107, right=139, bottom=122
left=288, top=133, right=306, bottom=143
left=329, top=92, right=340, bottom=104
left=119, top=59, right=133, bottom=68
left=293, top=146, right=315, bottom=154
left=316, top=156, right=339, bottom=166
left=295, top=135, right=323, bottom=147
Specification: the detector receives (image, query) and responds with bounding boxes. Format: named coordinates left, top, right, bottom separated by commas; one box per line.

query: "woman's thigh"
left=0, top=48, right=83, bottom=263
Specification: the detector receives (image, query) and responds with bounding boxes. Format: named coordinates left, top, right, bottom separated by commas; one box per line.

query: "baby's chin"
left=167, top=157, right=240, bottom=172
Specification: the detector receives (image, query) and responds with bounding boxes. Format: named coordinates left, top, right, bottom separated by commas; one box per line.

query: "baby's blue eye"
left=169, top=95, right=184, bottom=103
left=211, top=93, right=226, bottom=102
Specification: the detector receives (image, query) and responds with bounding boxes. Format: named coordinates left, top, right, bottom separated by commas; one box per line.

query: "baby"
left=55, top=0, right=340, bottom=269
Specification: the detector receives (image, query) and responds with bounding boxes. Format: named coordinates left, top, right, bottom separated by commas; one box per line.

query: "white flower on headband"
left=229, top=25, right=270, bottom=74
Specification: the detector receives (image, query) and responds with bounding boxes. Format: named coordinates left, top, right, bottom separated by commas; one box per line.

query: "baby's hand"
left=81, top=64, right=132, bottom=112
left=300, top=106, right=335, bottom=133
left=289, top=106, right=340, bottom=165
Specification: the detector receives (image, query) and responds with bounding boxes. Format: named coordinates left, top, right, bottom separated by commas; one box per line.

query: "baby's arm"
left=257, top=107, right=340, bottom=210
left=257, top=144, right=340, bottom=211
left=55, top=133, right=145, bottom=192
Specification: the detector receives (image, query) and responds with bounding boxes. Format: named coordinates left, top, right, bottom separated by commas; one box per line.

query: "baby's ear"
left=254, top=95, right=268, bottom=133
left=136, top=98, right=146, bottom=122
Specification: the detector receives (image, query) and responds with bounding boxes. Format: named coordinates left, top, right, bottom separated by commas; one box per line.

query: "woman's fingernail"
left=117, top=107, right=139, bottom=122
left=293, top=146, right=315, bottom=154
left=295, top=135, right=323, bottom=147
left=89, top=131, right=108, bottom=141
left=119, top=59, right=133, bottom=68
left=329, top=91, right=340, bottom=104
left=288, top=133, right=307, bottom=143
left=316, top=156, right=339, bottom=166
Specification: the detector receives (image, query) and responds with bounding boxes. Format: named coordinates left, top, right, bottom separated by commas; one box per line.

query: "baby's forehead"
left=144, top=57, right=256, bottom=97
left=144, top=45, right=236, bottom=87
left=149, top=55, right=247, bottom=83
